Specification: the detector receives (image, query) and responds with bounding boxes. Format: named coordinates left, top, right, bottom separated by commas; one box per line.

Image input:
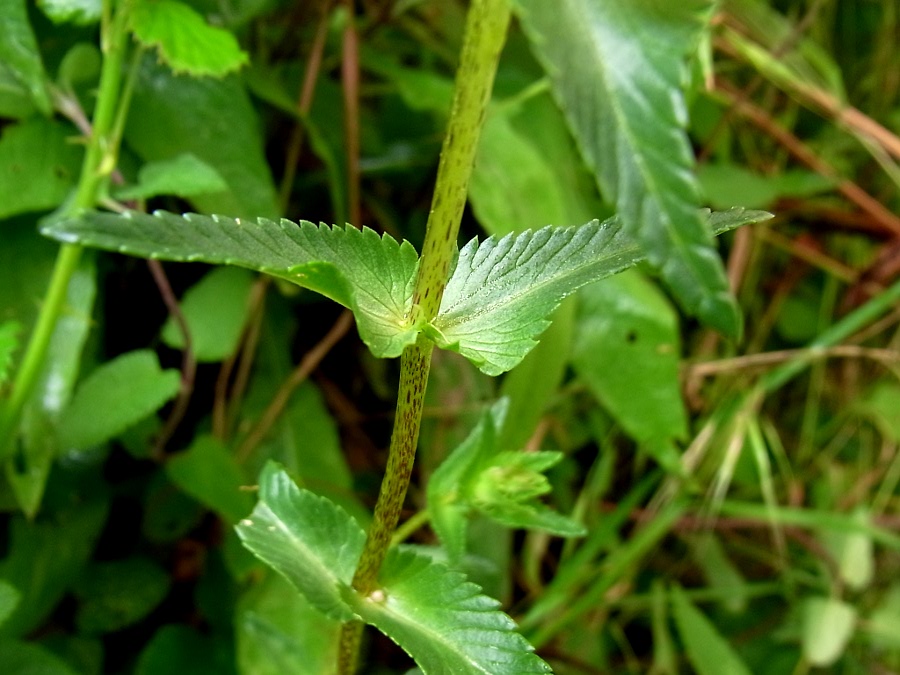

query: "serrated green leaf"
left=36, top=0, right=100, bottom=25
left=160, top=267, right=256, bottom=362
left=166, top=435, right=253, bottom=524
left=516, top=0, right=741, bottom=337
left=432, top=209, right=768, bottom=375
left=670, top=584, right=753, bottom=675
left=0, top=0, right=52, bottom=114
left=42, top=210, right=421, bottom=359
left=0, top=321, right=20, bottom=386
left=57, top=350, right=181, bottom=450
left=130, top=0, right=248, bottom=77
left=116, top=153, right=228, bottom=201
left=428, top=400, right=583, bottom=561
left=235, top=463, right=364, bottom=621
left=349, top=548, right=551, bottom=675
left=0, top=118, right=83, bottom=219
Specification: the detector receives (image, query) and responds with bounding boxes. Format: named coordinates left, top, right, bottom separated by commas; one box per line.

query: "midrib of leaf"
left=516, top=0, right=740, bottom=336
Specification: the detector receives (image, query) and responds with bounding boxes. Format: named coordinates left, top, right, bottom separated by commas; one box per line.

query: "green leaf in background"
left=572, top=270, right=687, bottom=467
left=126, top=56, right=279, bottom=218
left=349, top=548, right=552, bottom=675
left=820, top=509, right=874, bottom=592
left=235, top=463, right=364, bottom=621
left=432, top=209, right=768, bottom=376
left=0, top=498, right=108, bottom=637
left=56, top=350, right=181, bottom=450
left=129, top=0, right=249, bottom=77
left=36, top=0, right=100, bottom=25
left=801, top=596, right=856, bottom=667
left=669, top=584, right=753, bottom=675
left=236, top=572, right=340, bottom=675
left=428, top=400, right=583, bottom=562
left=0, top=321, right=20, bottom=386
left=698, top=164, right=834, bottom=210
left=166, top=435, right=253, bottom=524
left=516, top=0, right=742, bottom=338
left=0, top=581, right=21, bottom=629
left=0, top=118, right=83, bottom=219
left=136, top=625, right=236, bottom=675
left=115, top=153, right=229, bottom=201
left=0, top=0, right=52, bottom=115
left=43, top=211, right=421, bottom=359
left=6, top=253, right=96, bottom=517
left=0, top=639, right=79, bottom=675
left=866, top=584, right=900, bottom=651
left=160, top=267, right=256, bottom=362
left=73, top=558, right=171, bottom=634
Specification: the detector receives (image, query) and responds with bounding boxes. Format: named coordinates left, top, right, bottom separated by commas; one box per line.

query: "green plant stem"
left=336, top=0, right=511, bottom=671
left=0, top=1, right=131, bottom=458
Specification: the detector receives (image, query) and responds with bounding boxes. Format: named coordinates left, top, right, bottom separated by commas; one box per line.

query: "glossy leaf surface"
left=516, top=0, right=741, bottom=337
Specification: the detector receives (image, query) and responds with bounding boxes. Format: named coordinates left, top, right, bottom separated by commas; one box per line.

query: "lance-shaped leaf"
left=237, top=465, right=551, bottom=674
left=42, top=210, right=420, bottom=358
left=430, top=208, right=768, bottom=376
left=515, top=0, right=740, bottom=337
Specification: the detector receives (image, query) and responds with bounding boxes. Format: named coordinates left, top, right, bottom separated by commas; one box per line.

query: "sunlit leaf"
left=130, top=0, right=248, bottom=77
left=801, top=596, right=856, bottom=667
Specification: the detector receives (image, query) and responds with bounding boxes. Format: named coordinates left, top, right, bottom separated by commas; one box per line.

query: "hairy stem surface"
left=337, top=0, right=511, bottom=671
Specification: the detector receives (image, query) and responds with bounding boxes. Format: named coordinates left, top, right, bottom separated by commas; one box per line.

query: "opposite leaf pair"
left=42, top=207, right=770, bottom=375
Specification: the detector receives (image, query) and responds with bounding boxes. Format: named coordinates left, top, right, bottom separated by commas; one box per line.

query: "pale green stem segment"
left=337, top=0, right=511, bottom=671
left=0, top=0, right=132, bottom=458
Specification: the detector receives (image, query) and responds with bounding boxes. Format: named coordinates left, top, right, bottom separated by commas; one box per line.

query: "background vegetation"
left=1, top=0, right=900, bottom=673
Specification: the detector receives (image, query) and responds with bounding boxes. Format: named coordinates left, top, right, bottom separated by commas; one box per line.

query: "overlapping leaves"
left=515, top=0, right=740, bottom=337
left=43, top=208, right=769, bottom=374
left=236, top=463, right=551, bottom=674
left=427, top=400, right=585, bottom=562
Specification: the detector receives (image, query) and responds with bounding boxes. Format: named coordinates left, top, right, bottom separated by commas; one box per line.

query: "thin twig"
left=715, top=79, right=900, bottom=237
left=685, top=344, right=900, bottom=381
left=235, top=310, right=353, bottom=462
left=342, top=0, right=362, bottom=227
left=147, top=260, right=196, bottom=460
left=279, top=1, right=332, bottom=213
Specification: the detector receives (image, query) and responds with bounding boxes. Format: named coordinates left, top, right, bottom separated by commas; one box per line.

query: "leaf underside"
left=515, top=0, right=741, bottom=337
left=42, top=210, right=420, bottom=359
left=236, top=464, right=550, bottom=674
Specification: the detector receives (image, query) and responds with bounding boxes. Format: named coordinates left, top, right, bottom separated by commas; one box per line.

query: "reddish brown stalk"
left=146, top=260, right=196, bottom=460
left=342, top=0, right=362, bottom=227
left=235, top=310, right=353, bottom=463
left=716, top=79, right=900, bottom=237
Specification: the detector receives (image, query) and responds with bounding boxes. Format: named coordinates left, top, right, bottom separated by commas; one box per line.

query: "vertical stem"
left=0, top=0, right=132, bottom=457
left=337, top=0, right=511, bottom=672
